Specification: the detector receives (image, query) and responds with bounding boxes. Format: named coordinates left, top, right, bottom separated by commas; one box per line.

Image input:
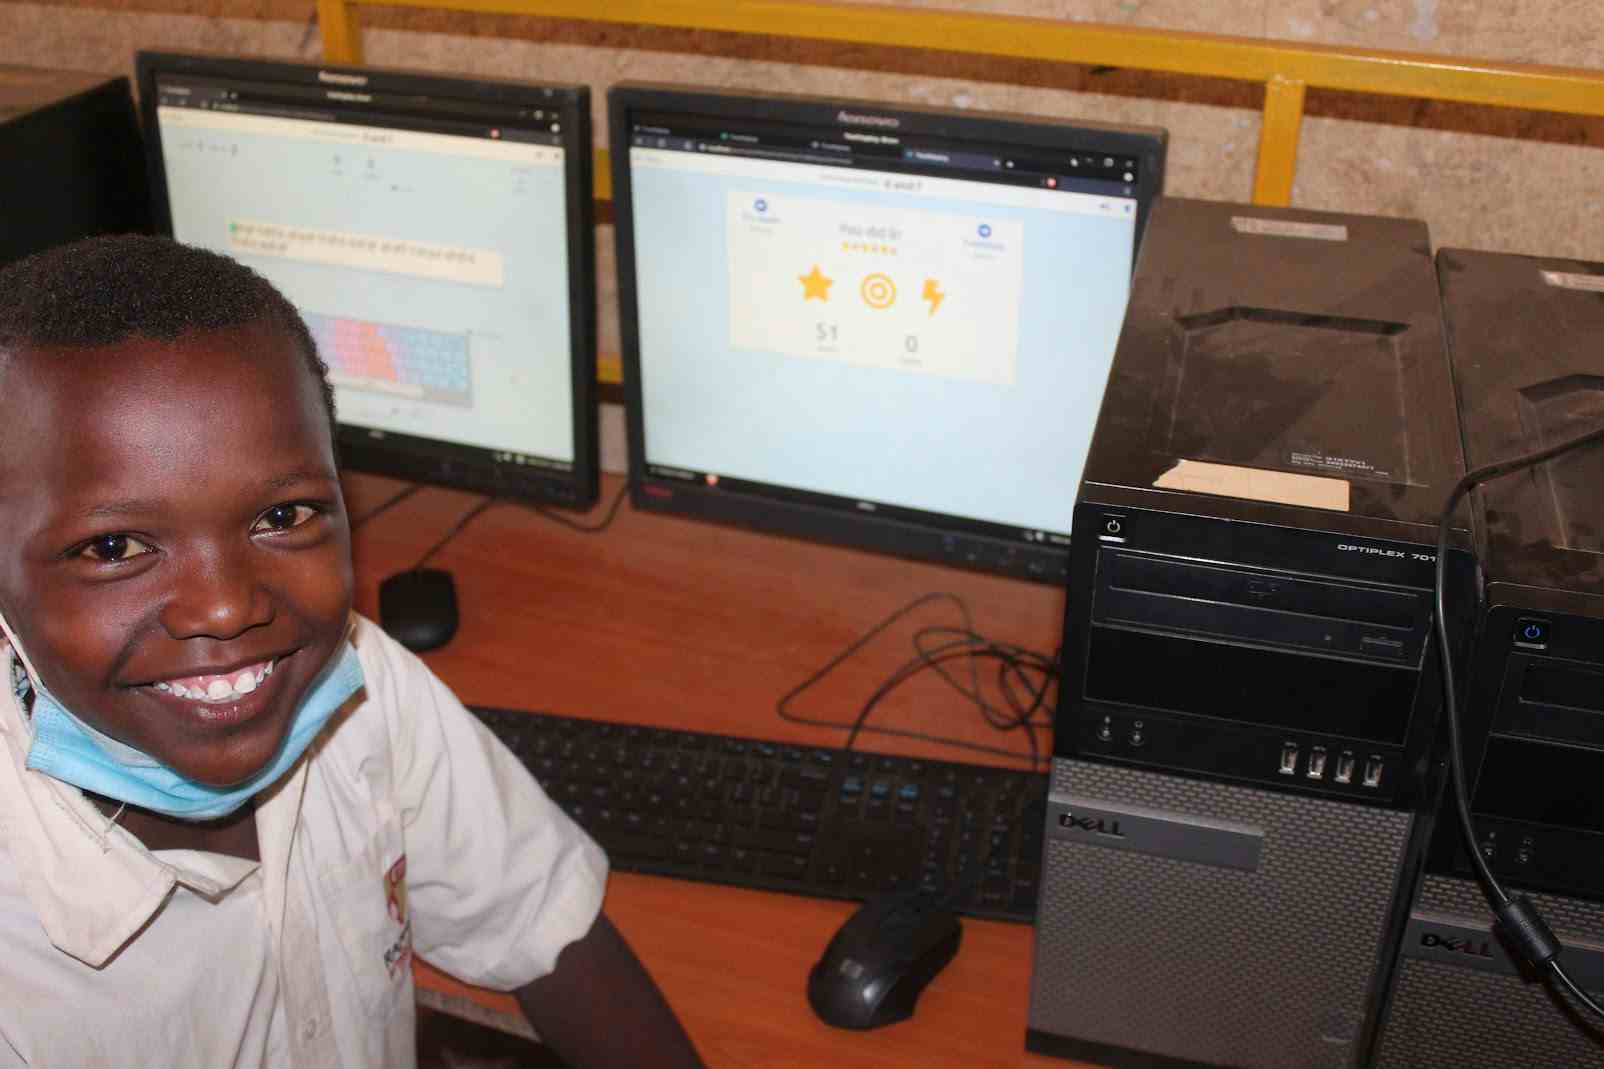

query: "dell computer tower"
left=0, top=65, right=150, bottom=266
left=1370, top=249, right=1604, bottom=1067
left=1025, top=197, right=1472, bottom=1069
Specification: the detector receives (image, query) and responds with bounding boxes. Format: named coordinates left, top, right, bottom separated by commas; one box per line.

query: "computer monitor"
left=137, top=52, right=598, bottom=509
left=611, top=85, right=1165, bottom=582
left=2, top=66, right=151, bottom=266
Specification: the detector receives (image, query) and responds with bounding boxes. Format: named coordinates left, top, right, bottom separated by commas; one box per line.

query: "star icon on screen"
left=799, top=264, right=834, bottom=301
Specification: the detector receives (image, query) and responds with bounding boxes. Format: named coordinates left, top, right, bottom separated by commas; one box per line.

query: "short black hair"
left=0, top=234, right=336, bottom=432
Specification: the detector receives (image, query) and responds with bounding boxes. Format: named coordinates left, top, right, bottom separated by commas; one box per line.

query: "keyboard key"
left=759, top=852, right=810, bottom=879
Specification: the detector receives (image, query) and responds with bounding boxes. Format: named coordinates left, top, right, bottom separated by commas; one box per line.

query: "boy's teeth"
left=157, top=660, right=272, bottom=703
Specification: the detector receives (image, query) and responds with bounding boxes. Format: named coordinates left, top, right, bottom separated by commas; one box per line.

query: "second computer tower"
left=1025, top=197, right=1471, bottom=1069
left=1369, top=248, right=1604, bottom=1066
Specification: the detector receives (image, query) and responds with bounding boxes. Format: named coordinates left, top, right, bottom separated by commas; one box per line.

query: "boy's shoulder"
left=347, top=611, right=440, bottom=701
left=323, top=611, right=478, bottom=762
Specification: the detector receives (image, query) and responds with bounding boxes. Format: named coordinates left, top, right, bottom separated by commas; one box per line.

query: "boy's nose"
left=158, top=552, right=273, bottom=640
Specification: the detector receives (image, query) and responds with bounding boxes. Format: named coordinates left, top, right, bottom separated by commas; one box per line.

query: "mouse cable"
left=776, top=592, right=1058, bottom=769
left=804, top=609, right=1057, bottom=768
left=349, top=484, right=422, bottom=532
left=845, top=638, right=1056, bottom=770
left=1433, top=419, right=1604, bottom=1021
left=840, top=625, right=1056, bottom=763
left=526, top=481, right=630, bottom=535
left=908, top=624, right=1057, bottom=737
left=779, top=590, right=1052, bottom=757
left=413, top=495, right=498, bottom=571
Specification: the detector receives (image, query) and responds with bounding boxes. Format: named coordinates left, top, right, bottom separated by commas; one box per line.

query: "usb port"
left=1363, top=755, right=1384, bottom=788
left=1306, top=746, right=1327, bottom=779
left=1279, top=743, right=1299, bottom=775
left=1334, top=752, right=1356, bottom=784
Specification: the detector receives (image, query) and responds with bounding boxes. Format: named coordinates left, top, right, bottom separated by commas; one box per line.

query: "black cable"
left=1434, top=419, right=1604, bottom=1020
left=862, top=626, right=1056, bottom=767
left=349, top=483, right=422, bottom=531
left=913, top=625, right=1057, bottom=733
left=1550, top=960, right=1604, bottom=1020
left=396, top=481, right=625, bottom=571
left=778, top=592, right=963, bottom=712
left=413, top=496, right=498, bottom=570
left=776, top=592, right=1058, bottom=768
left=846, top=644, right=1053, bottom=768
left=530, top=482, right=629, bottom=534
left=998, top=650, right=1057, bottom=733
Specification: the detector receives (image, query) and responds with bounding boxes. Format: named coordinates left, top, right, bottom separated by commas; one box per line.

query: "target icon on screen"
left=860, top=273, right=897, bottom=310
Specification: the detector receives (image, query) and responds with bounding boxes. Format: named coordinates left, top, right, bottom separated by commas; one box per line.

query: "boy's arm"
left=515, top=911, right=707, bottom=1068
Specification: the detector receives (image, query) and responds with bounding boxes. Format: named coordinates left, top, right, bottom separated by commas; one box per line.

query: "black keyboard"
left=471, top=706, right=1048, bottom=923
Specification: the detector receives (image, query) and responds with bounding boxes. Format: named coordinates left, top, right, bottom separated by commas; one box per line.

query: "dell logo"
left=1059, top=812, right=1125, bottom=838
left=1420, top=932, right=1494, bottom=958
left=836, top=110, right=900, bottom=129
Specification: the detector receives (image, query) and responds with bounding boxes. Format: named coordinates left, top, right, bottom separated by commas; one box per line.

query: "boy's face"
left=0, top=321, right=353, bottom=787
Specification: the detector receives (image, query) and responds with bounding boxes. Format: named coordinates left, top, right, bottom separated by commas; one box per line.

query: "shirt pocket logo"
left=382, top=854, right=413, bottom=979
left=323, top=815, right=411, bottom=1014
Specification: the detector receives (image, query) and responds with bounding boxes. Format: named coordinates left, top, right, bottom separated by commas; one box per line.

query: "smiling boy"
left=0, top=236, right=704, bottom=1067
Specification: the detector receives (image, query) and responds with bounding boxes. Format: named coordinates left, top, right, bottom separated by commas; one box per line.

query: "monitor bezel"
left=135, top=50, right=600, bottom=510
left=609, top=82, right=1166, bottom=581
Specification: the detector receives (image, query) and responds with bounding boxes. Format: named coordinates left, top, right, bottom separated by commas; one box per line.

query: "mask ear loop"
left=98, top=802, right=128, bottom=852
left=0, top=607, right=46, bottom=714
left=1, top=609, right=132, bottom=848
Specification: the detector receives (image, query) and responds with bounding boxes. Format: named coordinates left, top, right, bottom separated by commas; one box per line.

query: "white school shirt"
left=0, top=614, right=608, bottom=1068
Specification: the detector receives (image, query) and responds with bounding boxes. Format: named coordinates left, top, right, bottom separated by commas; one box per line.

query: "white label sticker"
left=1231, top=216, right=1349, bottom=242
left=1287, top=450, right=1392, bottom=482
left=1541, top=270, right=1604, bottom=294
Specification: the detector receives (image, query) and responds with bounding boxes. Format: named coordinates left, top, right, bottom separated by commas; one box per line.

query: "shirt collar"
left=0, top=646, right=309, bottom=966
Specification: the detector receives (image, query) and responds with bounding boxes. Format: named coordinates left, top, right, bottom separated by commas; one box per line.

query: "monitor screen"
left=611, top=85, right=1165, bottom=581
left=137, top=53, right=598, bottom=508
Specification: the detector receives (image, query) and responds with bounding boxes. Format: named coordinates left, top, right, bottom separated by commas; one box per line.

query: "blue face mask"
left=10, top=636, right=364, bottom=822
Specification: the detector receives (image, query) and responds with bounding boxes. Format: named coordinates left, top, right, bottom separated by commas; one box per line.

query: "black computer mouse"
left=807, top=892, right=962, bottom=1030
left=378, top=567, right=459, bottom=652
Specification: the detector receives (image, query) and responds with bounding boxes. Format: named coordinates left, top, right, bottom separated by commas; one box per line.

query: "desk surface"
left=344, top=471, right=1087, bottom=1068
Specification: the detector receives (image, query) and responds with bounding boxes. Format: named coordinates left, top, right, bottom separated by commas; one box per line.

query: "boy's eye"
left=253, top=503, right=320, bottom=533
left=80, top=534, right=155, bottom=563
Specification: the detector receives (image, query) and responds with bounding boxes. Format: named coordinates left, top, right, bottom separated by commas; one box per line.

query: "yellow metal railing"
left=318, top=0, right=1604, bottom=207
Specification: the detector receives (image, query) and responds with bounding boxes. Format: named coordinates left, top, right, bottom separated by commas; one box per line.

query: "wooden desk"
left=344, top=471, right=1087, bottom=1068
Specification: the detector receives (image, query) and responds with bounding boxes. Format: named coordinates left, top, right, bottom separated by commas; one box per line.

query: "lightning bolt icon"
left=921, top=278, right=945, bottom=316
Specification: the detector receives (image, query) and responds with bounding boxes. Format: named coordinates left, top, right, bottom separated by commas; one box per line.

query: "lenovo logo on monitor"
left=835, top=109, right=899, bottom=129
left=317, top=69, right=368, bottom=87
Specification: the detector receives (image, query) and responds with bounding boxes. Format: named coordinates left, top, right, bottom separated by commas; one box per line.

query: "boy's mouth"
left=151, top=659, right=276, bottom=704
